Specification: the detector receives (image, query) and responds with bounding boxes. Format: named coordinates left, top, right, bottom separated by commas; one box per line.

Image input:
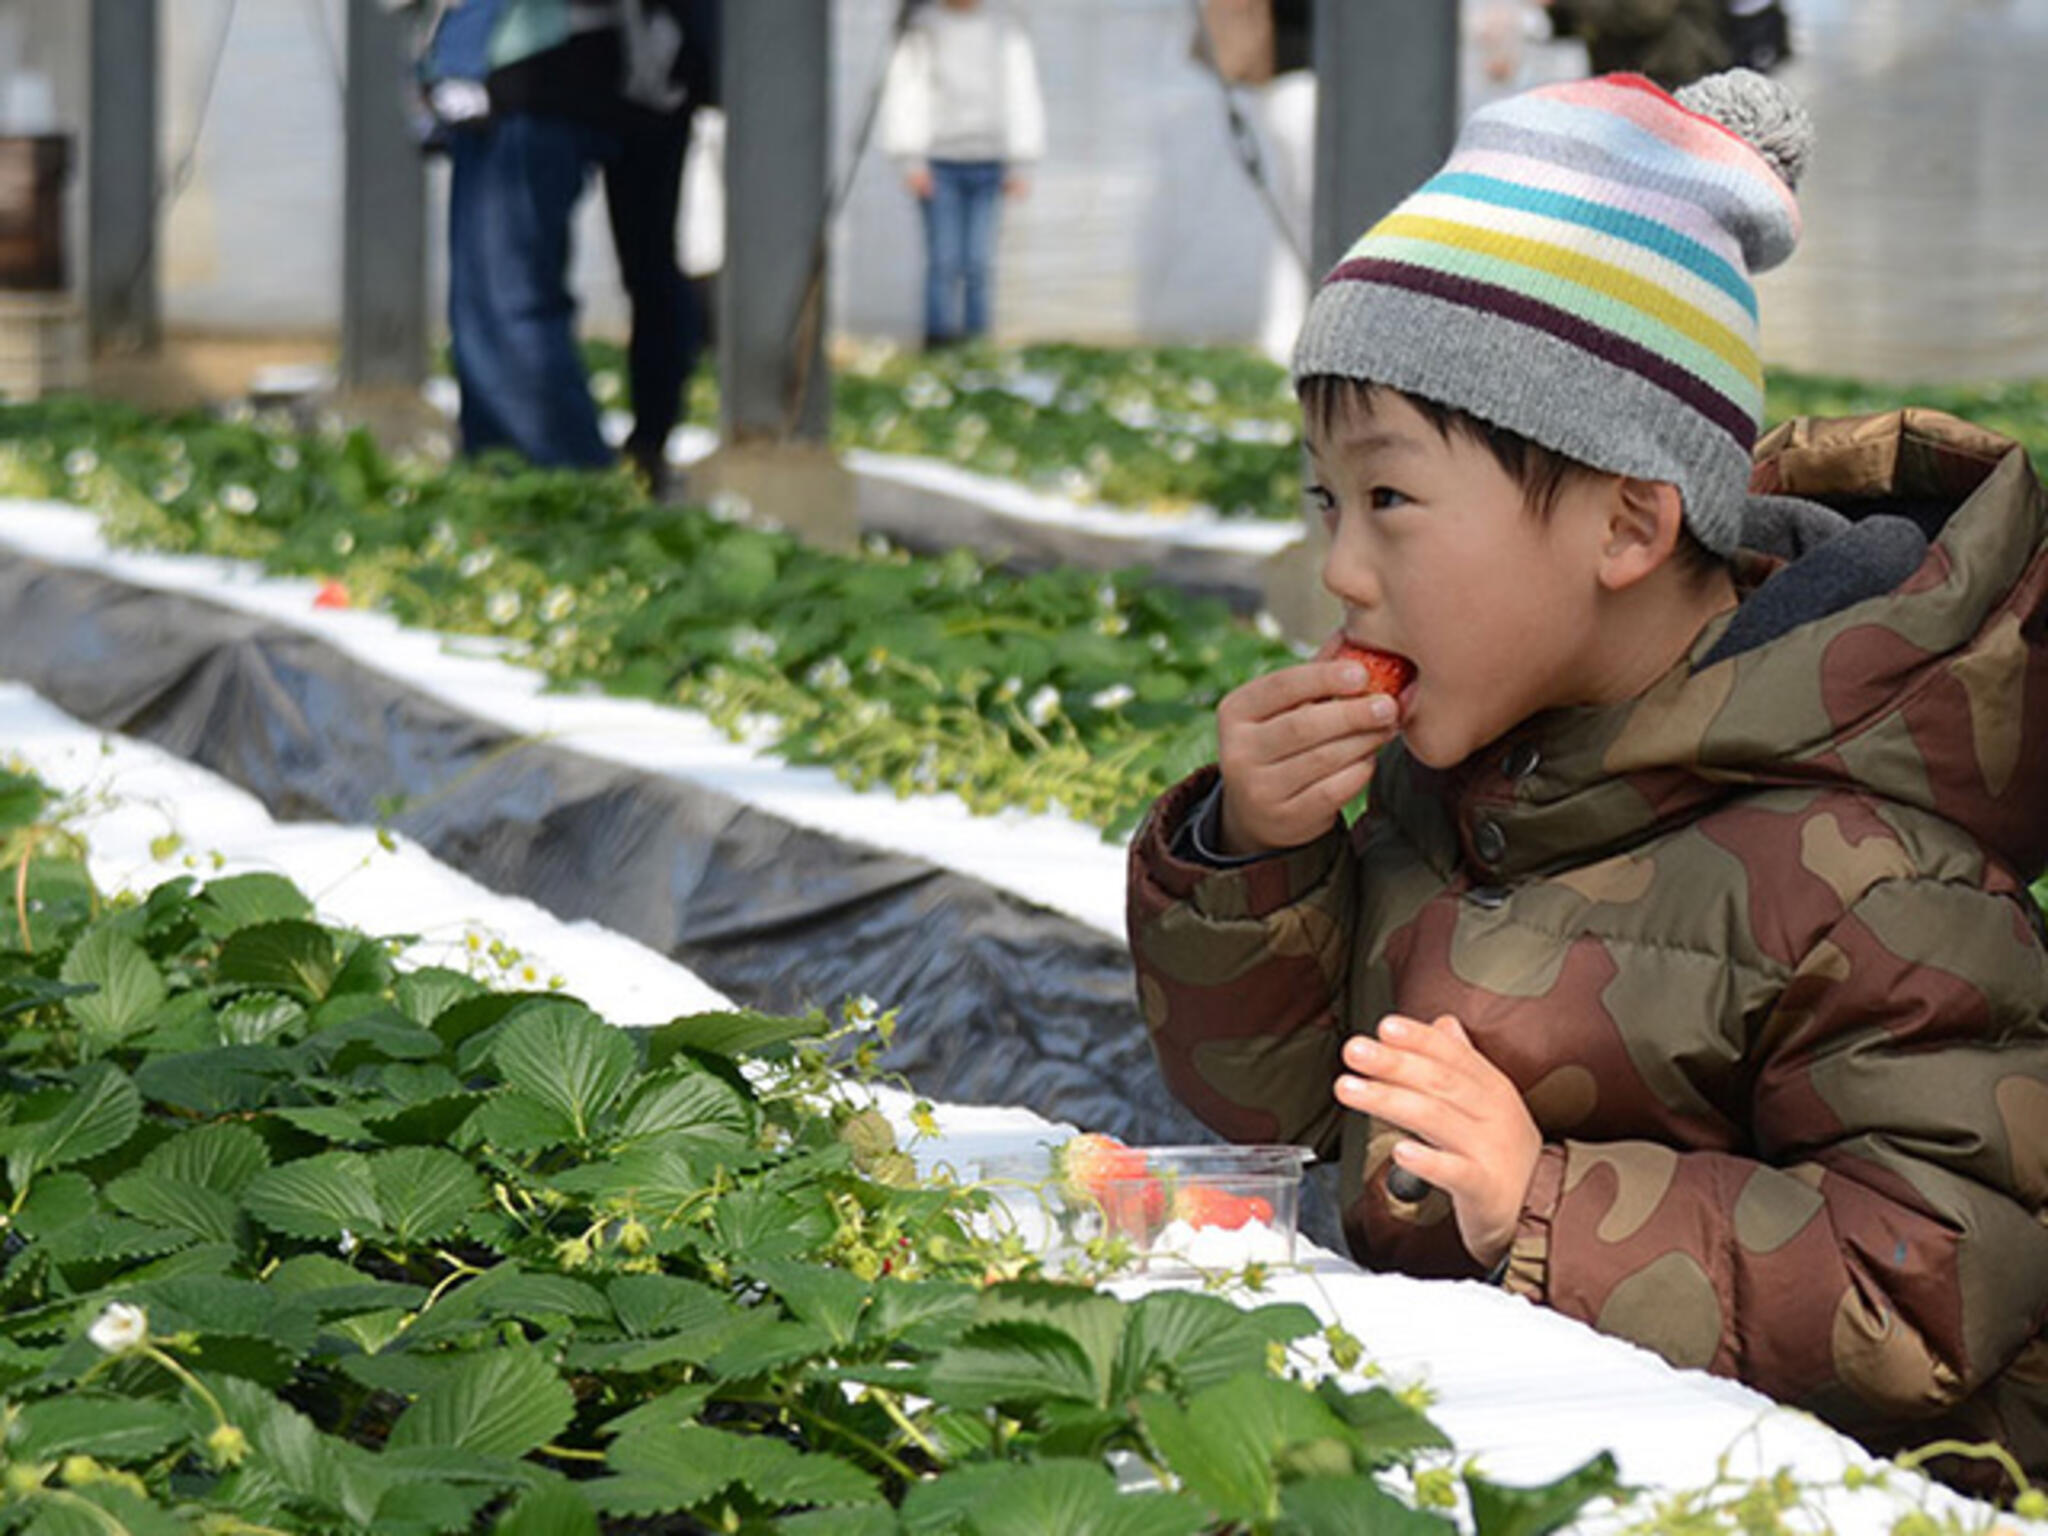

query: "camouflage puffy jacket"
left=1127, top=411, right=2048, bottom=1481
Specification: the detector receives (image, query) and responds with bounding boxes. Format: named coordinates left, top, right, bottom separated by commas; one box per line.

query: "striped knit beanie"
left=1293, top=69, right=1814, bottom=556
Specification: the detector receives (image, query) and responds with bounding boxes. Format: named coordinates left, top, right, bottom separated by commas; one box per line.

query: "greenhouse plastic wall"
left=82, top=0, right=2048, bottom=379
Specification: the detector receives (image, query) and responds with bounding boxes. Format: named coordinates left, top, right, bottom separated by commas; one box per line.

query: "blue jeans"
left=921, top=159, right=1005, bottom=346
left=447, top=113, right=619, bottom=469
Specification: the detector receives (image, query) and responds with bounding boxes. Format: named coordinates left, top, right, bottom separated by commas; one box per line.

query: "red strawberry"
left=312, top=579, right=352, bottom=610
left=1333, top=638, right=1415, bottom=699
left=1054, top=1133, right=1147, bottom=1200
left=1170, top=1183, right=1273, bottom=1231
left=1054, top=1133, right=1164, bottom=1236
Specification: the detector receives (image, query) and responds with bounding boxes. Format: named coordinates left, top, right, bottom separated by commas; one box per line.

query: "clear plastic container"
left=974, top=1141, right=1312, bottom=1273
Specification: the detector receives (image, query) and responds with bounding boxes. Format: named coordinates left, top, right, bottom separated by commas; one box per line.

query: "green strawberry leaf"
left=492, top=1476, right=599, bottom=1536
left=194, top=872, right=315, bottom=935
left=215, top=919, right=342, bottom=1000
left=386, top=1344, right=575, bottom=1459
left=59, top=923, right=166, bottom=1053
left=368, top=1146, right=486, bottom=1245
left=2, top=1062, right=142, bottom=1191
left=924, top=1320, right=1103, bottom=1411
left=1279, top=1475, right=1459, bottom=1535
left=1464, top=1452, right=1624, bottom=1536
left=901, top=1460, right=1208, bottom=1536
left=242, top=1151, right=385, bottom=1241
left=489, top=1000, right=637, bottom=1140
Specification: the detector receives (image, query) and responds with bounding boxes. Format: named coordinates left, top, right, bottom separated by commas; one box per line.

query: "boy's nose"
left=1320, top=528, right=1380, bottom=609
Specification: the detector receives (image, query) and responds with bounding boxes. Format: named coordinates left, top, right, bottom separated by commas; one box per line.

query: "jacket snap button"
left=1468, top=884, right=1509, bottom=909
left=1473, top=817, right=1507, bottom=864
left=1503, top=742, right=1541, bottom=781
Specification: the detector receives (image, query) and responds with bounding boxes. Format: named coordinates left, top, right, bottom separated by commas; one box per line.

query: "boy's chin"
left=1396, top=716, right=1469, bottom=772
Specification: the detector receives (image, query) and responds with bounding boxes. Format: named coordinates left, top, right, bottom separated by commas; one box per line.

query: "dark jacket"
left=1128, top=410, right=2048, bottom=1486
left=1546, top=0, right=1732, bottom=88
left=485, top=0, right=719, bottom=129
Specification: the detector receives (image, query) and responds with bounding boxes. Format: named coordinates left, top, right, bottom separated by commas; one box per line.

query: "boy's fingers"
left=1232, top=659, right=1371, bottom=721
left=1334, top=1077, right=1466, bottom=1149
left=1231, top=697, right=1395, bottom=767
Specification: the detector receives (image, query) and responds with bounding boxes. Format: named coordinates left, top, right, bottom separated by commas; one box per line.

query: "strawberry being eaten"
left=1333, top=638, right=1416, bottom=699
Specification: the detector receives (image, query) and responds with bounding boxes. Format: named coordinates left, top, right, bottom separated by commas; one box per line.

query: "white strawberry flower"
left=1026, top=685, right=1062, bottom=727
left=220, top=483, right=260, bottom=515
left=805, top=656, right=852, bottom=691
left=1089, top=683, right=1135, bottom=712
left=88, top=1302, right=148, bottom=1353
left=730, top=627, right=777, bottom=662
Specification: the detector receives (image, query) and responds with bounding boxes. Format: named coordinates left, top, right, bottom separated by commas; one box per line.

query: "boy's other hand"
left=905, top=165, right=934, bottom=199
left=1334, top=1013, right=1541, bottom=1270
left=1215, top=646, right=1400, bottom=854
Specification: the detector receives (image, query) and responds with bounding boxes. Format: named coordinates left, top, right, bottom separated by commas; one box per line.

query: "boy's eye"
left=1304, top=484, right=1338, bottom=529
left=1368, top=487, right=1410, bottom=511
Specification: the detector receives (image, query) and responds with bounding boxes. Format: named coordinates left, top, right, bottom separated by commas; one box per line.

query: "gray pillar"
left=1311, top=1, right=1460, bottom=274
left=1264, top=2, right=1459, bottom=643
left=340, top=0, right=427, bottom=392
left=719, top=0, right=831, bottom=443
left=86, top=0, right=158, bottom=353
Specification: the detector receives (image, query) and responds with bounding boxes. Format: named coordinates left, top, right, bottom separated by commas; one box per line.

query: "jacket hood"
left=1403, top=410, right=2048, bottom=886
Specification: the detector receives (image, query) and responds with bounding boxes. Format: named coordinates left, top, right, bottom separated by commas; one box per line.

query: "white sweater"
left=880, top=6, right=1047, bottom=167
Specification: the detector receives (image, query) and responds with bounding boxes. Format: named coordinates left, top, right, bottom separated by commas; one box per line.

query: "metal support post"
left=718, top=0, right=832, bottom=444
left=1310, top=0, right=1460, bottom=275
left=340, top=0, right=428, bottom=393
left=1265, top=0, right=1461, bottom=640
left=697, top=0, right=855, bottom=548
left=86, top=0, right=158, bottom=353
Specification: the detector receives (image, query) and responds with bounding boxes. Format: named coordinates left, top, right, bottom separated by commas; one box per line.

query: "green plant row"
left=0, top=396, right=1293, bottom=839
left=0, top=764, right=1669, bottom=1535
left=588, top=341, right=2048, bottom=523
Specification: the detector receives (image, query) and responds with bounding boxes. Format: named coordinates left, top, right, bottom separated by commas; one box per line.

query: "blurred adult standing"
left=418, top=0, right=626, bottom=469
left=605, top=0, right=723, bottom=497
left=880, top=0, right=1046, bottom=351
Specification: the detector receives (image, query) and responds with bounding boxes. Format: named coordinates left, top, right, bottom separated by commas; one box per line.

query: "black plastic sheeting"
left=0, top=547, right=1223, bottom=1156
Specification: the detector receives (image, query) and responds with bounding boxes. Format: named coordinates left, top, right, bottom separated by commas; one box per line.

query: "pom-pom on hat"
left=1292, top=68, right=1814, bottom=556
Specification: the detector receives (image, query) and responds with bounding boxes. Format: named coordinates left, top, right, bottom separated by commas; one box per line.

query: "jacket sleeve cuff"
left=1501, top=1144, right=1568, bottom=1303
left=1133, top=766, right=1347, bottom=921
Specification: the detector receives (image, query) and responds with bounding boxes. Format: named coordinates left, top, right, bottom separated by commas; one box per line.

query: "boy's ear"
left=1596, top=478, right=1686, bottom=591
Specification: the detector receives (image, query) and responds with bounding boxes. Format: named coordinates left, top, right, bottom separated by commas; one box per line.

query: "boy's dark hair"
left=1297, top=374, right=1730, bottom=583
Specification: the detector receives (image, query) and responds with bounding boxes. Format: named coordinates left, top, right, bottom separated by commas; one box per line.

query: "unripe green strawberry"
left=836, top=1108, right=898, bottom=1170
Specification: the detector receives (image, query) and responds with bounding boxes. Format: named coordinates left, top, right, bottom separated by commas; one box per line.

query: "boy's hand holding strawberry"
left=1215, top=633, right=1413, bottom=856
left=1334, top=1013, right=1541, bottom=1270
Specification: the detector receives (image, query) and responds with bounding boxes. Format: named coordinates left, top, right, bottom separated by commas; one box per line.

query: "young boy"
left=1126, top=68, right=2048, bottom=1486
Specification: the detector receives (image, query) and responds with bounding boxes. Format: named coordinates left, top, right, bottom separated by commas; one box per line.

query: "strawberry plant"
left=0, top=396, right=1291, bottom=840
left=0, top=765, right=1650, bottom=1533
